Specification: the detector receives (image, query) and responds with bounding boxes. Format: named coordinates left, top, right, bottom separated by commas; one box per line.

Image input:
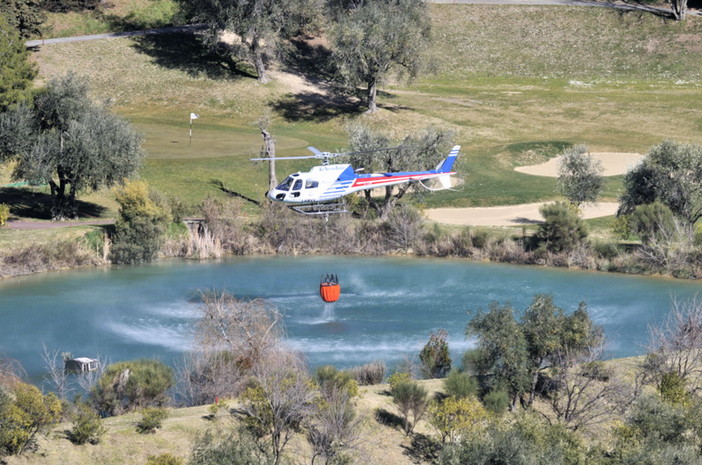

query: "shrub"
left=388, top=371, right=412, bottom=391
left=429, top=396, right=488, bottom=443
left=482, top=388, right=510, bottom=415
left=629, top=202, right=676, bottom=244
left=67, top=403, right=106, bottom=445
left=91, top=359, right=174, bottom=416
left=145, top=453, right=185, bottom=465
left=419, top=329, right=452, bottom=379
left=189, top=429, right=271, bottom=465
left=535, top=201, right=588, bottom=253
left=136, top=407, right=169, bottom=434
left=349, top=360, right=385, bottom=385
left=0, top=382, right=62, bottom=456
left=315, top=365, right=358, bottom=398
left=0, top=204, right=9, bottom=226
left=443, top=370, right=478, bottom=399
left=392, top=380, right=429, bottom=435
left=110, top=181, right=169, bottom=264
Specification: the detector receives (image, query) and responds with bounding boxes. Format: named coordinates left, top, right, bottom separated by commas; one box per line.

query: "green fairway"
left=24, top=5, right=702, bottom=214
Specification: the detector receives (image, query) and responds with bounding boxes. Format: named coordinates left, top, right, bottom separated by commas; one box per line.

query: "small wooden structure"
left=64, top=357, right=99, bottom=373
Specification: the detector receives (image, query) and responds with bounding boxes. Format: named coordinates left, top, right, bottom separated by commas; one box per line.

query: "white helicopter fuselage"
left=265, top=145, right=461, bottom=206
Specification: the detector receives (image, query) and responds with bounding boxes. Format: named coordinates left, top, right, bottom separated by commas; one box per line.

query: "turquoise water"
left=0, top=256, right=700, bottom=382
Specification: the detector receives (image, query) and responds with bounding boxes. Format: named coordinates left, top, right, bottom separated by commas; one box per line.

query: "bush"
left=482, top=388, right=510, bottom=415
left=145, top=453, right=185, bottom=465
left=429, top=396, right=488, bottom=444
left=189, top=429, right=271, bottom=465
left=349, top=360, right=385, bottom=385
left=315, top=366, right=358, bottom=398
left=136, top=407, right=169, bottom=434
left=91, top=359, right=174, bottom=416
left=110, top=181, right=169, bottom=265
left=0, top=382, right=62, bottom=456
left=629, top=202, right=676, bottom=244
left=419, top=329, right=452, bottom=379
left=0, top=204, right=9, bottom=226
left=392, top=380, right=429, bottom=435
left=443, top=370, right=478, bottom=399
left=535, top=201, right=588, bottom=253
left=67, top=403, right=106, bottom=445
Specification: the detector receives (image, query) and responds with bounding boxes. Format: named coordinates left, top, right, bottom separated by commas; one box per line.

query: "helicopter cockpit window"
left=275, top=177, right=294, bottom=191
left=292, top=179, right=303, bottom=191
left=305, top=180, right=319, bottom=189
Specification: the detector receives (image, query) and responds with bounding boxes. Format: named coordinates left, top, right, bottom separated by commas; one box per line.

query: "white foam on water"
left=105, top=320, right=194, bottom=351
left=142, top=301, right=200, bottom=319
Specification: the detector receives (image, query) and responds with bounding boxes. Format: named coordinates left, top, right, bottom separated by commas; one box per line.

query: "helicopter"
left=251, top=145, right=461, bottom=215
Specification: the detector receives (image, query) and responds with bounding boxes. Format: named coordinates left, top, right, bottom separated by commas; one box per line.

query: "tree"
left=557, top=145, right=603, bottom=207
left=258, top=115, right=277, bottom=192
left=465, top=302, right=529, bottom=410
left=188, top=0, right=318, bottom=84
left=345, top=125, right=454, bottom=218
left=328, top=0, right=430, bottom=113
left=241, top=350, right=316, bottom=465
left=419, top=329, right=452, bottom=379
left=110, top=180, right=169, bottom=264
left=669, top=0, right=688, bottom=20
left=0, top=14, right=36, bottom=111
left=391, top=379, right=429, bottom=435
left=0, top=382, right=61, bottom=457
left=0, top=0, right=46, bottom=39
left=307, top=386, right=363, bottom=465
left=466, top=295, right=604, bottom=411
left=643, top=297, right=702, bottom=394
left=619, top=140, right=702, bottom=226
left=535, top=201, right=588, bottom=253
left=0, top=74, right=144, bottom=220
left=90, top=359, right=174, bottom=416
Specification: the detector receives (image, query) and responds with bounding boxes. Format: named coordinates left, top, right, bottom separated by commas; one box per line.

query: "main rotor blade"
left=250, top=155, right=318, bottom=161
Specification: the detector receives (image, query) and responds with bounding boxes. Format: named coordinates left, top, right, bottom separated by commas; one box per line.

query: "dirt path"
left=425, top=202, right=618, bottom=226
left=4, top=219, right=114, bottom=230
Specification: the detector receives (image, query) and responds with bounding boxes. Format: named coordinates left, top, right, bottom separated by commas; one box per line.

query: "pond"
left=0, top=256, right=700, bottom=382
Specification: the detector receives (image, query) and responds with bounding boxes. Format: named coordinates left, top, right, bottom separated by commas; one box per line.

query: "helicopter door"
left=290, top=179, right=303, bottom=198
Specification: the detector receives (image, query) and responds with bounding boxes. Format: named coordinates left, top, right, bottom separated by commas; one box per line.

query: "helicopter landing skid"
left=291, top=202, right=347, bottom=216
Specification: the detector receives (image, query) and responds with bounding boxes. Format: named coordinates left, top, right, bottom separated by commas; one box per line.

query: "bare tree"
left=180, top=291, right=283, bottom=406
left=258, top=115, right=277, bottom=192
left=41, top=345, right=71, bottom=400
left=195, top=291, right=283, bottom=370
left=644, top=296, right=702, bottom=392
left=308, top=387, right=364, bottom=465
left=241, top=349, right=316, bottom=465
left=75, top=354, right=108, bottom=395
left=544, top=347, right=633, bottom=431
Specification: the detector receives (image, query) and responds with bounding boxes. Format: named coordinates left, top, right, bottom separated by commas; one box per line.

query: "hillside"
left=26, top=5, right=702, bottom=211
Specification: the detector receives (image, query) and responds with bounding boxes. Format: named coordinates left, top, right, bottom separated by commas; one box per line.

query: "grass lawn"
left=7, top=4, right=700, bottom=235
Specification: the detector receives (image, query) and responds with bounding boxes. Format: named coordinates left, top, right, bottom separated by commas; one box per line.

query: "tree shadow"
left=280, top=35, right=336, bottom=81
left=270, top=90, right=364, bottom=123
left=130, top=33, right=257, bottom=80
left=210, top=180, right=262, bottom=207
left=0, top=188, right=107, bottom=220
left=578, top=0, right=676, bottom=18
left=401, top=433, right=441, bottom=465
left=375, top=408, right=406, bottom=431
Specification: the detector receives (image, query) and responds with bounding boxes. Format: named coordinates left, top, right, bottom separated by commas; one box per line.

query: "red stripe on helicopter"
left=351, top=172, right=455, bottom=188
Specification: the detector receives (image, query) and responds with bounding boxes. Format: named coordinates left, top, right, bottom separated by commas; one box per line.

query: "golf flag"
left=189, top=113, right=199, bottom=146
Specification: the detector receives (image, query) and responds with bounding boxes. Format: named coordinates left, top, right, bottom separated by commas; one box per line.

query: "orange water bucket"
left=320, top=274, right=340, bottom=302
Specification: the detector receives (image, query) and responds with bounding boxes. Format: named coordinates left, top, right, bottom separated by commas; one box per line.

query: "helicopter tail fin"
left=435, top=145, right=461, bottom=173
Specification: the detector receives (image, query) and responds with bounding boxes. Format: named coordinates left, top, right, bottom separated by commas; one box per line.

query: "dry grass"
left=4, top=380, right=447, bottom=465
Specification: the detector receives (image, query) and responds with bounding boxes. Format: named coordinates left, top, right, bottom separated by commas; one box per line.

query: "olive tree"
left=0, top=73, right=144, bottom=220
left=619, top=140, right=702, bottom=226
left=557, top=145, right=603, bottom=207
left=328, top=0, right=430, bottom=113
left=345, top=124, right=454, bottom=218
left=188, top=0, right=319, bottom=84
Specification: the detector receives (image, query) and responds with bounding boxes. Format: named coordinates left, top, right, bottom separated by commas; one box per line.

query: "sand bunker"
left=425, top=202, right=619, bottom=227
left=515, top=152, right=643, bottom=177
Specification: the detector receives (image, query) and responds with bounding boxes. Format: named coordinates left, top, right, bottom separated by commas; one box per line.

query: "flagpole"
left=189, top=113, right=199, bottom=147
